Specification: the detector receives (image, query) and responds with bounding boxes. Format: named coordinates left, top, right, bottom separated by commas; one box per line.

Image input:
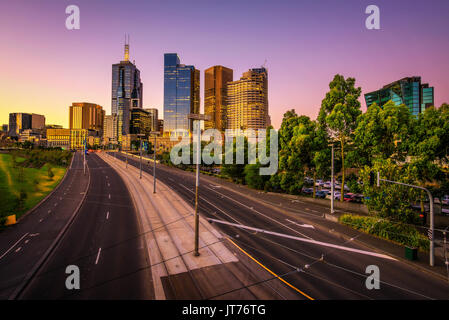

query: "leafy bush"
left=339, top=214, right=429, bottom=251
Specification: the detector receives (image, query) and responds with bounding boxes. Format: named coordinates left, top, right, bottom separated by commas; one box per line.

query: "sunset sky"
left=1, top=0, right=448, bottom=129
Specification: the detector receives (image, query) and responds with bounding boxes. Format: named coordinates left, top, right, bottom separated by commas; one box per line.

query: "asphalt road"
left=113, top=152, right=449, bottom=300
left=18, top=153, right=153, bottom=299
left=0, top=151, right=88, bottom=299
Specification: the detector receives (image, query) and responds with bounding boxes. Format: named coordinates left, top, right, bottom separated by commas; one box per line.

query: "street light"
left=376, top=174, right=435, bottom=267
left=188, top=113, right=211, bottom=257
left=150, top=131, right=160, bottom=193
left=329, top=142, right=335, bottom=214
left=137, top=134, right=145, bottom=179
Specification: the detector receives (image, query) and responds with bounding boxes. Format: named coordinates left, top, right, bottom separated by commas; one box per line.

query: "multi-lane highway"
left=112, top=152, right=449, bottom=300
left=0, top=152, right=88, bottom=299
left=6, top=153, right=153, bottom=299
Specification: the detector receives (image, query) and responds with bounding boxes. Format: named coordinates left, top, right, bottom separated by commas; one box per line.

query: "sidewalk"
left=100, top=153, right=287, bottom=300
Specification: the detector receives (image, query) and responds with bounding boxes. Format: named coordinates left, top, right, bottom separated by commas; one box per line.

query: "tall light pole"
left=138, top=134, right=144, bottom=179
left=150, top=132, right=160, bottom=193
left=330, top=143, right=335, bottom=214
left=188, top=113, right=211, bottom=257
left=377, top=174, right=435, bottom=266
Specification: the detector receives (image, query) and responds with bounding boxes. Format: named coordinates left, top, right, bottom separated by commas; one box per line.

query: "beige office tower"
left=69, top=102, right=105, bottom=134
left=204, top=66, right=233, bottom=131
left=226, top=68, right=269, bottom=135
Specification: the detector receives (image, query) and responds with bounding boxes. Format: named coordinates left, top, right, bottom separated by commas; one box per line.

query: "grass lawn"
left=0, top=153, right=66, bottom=221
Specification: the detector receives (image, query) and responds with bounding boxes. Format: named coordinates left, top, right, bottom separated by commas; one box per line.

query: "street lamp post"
left=331, top=143, right=335, bottom=214
left=150, top=132, right=160, bottom=193
left=188, top=113, right=211, bottom=257
left=139, top=137, right=143, bottom=179
left=377, top=174, right=435, bottom=266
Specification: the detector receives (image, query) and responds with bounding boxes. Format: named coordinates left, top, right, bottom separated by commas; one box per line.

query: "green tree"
left=318, top=75, right=362, bottom=201
left=352, top=101, right=414, bottom=167
left=361, top=159, right=421, bottom=224
left=244, top=162, right=270, bottom=190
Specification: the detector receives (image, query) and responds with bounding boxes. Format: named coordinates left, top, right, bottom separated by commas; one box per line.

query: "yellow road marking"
left=227, top=237, right=314, bottom=300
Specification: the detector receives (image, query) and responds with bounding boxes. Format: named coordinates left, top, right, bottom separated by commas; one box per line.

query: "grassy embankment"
left=0, top=153, right=66, bottom=224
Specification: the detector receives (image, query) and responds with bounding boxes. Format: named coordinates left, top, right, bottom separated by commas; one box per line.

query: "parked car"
left=442, top=195, right=449, bottom=205
left=315, top=190, right=327, bottom=199
left=302, top=188, right=313, bottom=195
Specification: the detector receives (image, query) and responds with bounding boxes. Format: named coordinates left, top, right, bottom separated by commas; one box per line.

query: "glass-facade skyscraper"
left=364, top=77, right=434, bottom=116
left=111, top=39, right=143, bottom=143
left=163, top=53, right=200, bottom=137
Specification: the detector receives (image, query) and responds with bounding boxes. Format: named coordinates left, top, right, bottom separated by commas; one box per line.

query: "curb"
left=9, top=153, right=91, bottom=300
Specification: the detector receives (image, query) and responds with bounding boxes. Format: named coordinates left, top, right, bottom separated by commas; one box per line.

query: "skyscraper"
left=364, top=77, right=434, bottom=116
left=204, top=66, right=233, bottom=131
left=103, top=114, right=117, bottom=143
left=8, top=113, right=45, bottom=137
left=226, top=68, right=269, bottom=135
left=112, top=37, right=143, bottom=143
left=163, top=53, right=200, bottom=137
left=69, top=102, right=105, bottom=134
left=144, top=108, right=159, bottom=132
left=130, top=108, right=150, bottom=136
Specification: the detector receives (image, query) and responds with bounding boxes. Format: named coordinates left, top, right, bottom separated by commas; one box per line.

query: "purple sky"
left=1, top=0, right=448, bottom=128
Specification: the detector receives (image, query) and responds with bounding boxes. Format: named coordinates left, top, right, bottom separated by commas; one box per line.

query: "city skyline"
left=1, top=0, right=449, bottom=129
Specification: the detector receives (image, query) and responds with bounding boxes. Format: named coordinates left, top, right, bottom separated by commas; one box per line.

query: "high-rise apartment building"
left=163, top=53, right=200, bottom=137
left=69, top=102, right=105, bottom=134
left=226, top=68, right=269, bottom=135
left=364, top=77, right=434, bottom=116
left=112, top=38, right=143, bottom=143
left=204, top=66, right=233, bottom=131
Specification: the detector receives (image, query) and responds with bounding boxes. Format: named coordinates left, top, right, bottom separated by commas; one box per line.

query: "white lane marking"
left=39, top=218, right=43, bottom=223
left=0, top=233, right=29, bottom=260
left=286, top=219, right=315, bottom=229
left=205, top=186, right=313, bottom=240
left=107, top=183, right=110, bottom=187
left=48, top=210, right=51, bottom=214
left=178, top=183, right=242, bottom=225
left=24, top=239, right=29, bottom=244
left=15, top=247, right=22, bottom=253
left=54, top=203, right=57, bottom=207
left=106, top=211, right=109, bottom=220
left=95, top=248, right=102, bottom=265
left=108, top=194, right=111, bottom=199
left=59, top=197, right=62, bottom=201
left=208, top=218, right=397, bottom=261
